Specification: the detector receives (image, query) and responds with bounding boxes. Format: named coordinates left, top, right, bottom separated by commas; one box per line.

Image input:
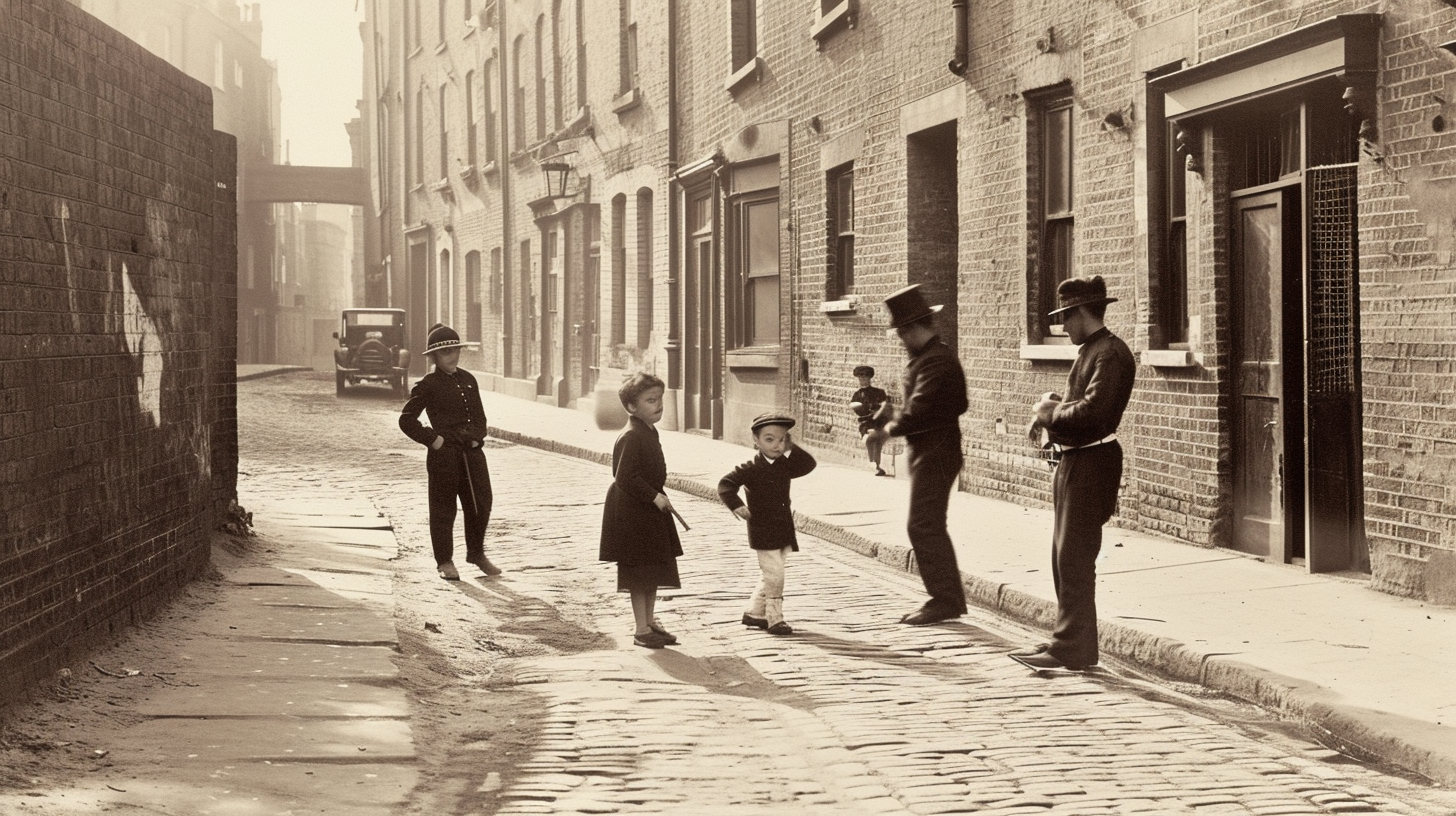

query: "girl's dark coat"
left=599, top=416, right=682, bottom=564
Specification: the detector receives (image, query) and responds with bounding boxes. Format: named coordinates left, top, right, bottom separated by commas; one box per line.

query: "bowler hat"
left=1048, top=276, right=1118, bottom=317
left=750, top=412, right=796, bottom=433
left=423, top=323, right=466, bottom=354
left=853, top=365, right=875, bottom=378
left=883, top=284, right=943, bottom=328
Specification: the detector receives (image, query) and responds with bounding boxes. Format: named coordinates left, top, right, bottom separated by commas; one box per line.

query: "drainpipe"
left=665, top=0, right=681, bottom=391
left=948, top=0, right=968, bottom=76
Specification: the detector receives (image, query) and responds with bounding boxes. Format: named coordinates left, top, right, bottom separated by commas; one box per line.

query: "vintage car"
left=333, top=308, right=410, bottom=395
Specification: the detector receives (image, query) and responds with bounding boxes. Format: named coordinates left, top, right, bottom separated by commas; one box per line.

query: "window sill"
left=458, top=164, right=478, bottom=182
left=1019, top=343, right=1079, bottom=362
left=480, top=160, right=499, bottom=177
left=612, top=87, right=641, bottom=115
left=430, top=178, right=451, bottom=193
left=1141, top=349, right=1197, bottom=368
left=818, top=298, right=858, bottom=315
left=726, top=348, right=780, bottom=369
left=811, top=0, right=856, bottom=47
left=724, top=56, right=763, bottom=94
left=434, top=41, right=448, bottom=55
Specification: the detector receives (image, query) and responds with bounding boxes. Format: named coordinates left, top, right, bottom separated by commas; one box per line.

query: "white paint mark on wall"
left=121, top=262, right=163, bottom=425
left=59, top=202, right=81, bottom=332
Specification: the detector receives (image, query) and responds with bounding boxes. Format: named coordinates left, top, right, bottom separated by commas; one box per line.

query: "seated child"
left=850, top=365, right=891, bottom=476
left=717, top=413, right=817, bottom=635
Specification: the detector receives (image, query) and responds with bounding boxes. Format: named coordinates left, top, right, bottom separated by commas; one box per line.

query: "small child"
left=599, top=372, right=683, bottom=649
left=399, top=323, right=498, bottom=580
left=850, top=365, right=891, bottom=476
left=717, top=413, right=818, bottom=635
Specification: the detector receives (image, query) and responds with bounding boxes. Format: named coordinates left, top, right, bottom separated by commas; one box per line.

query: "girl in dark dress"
left=598, top=372, right=682, bottom=649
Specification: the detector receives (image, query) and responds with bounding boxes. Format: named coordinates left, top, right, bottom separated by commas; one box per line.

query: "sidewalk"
left=476, top=387, right=1456, bottom=787
left=238, top=363, right=311, bottom=381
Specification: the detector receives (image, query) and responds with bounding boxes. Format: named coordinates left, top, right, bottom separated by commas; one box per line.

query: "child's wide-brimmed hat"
left=424, top=323, right=466, bottom=354
left=853, top=365, right=875, bottom=378
left=750, top=412, right=796, bottom=432
left=1048, top=275, right=1118, bottom=317
left=883, top=284, right=943, bottom=328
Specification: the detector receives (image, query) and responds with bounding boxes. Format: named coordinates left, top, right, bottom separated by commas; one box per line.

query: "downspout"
left=665, top=0, right=681, bottom=392
left=948, top=0, right=968, bottom=76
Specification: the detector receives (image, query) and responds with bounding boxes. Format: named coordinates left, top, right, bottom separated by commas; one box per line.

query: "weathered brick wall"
left=0, top=0, right=238, bottom=699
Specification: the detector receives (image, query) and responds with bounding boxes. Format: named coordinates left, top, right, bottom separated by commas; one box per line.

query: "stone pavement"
left=463, top=385, right=1456, bottom=788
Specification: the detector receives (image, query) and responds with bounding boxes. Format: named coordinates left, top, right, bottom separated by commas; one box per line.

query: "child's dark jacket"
left=851, top=386, right=890, bottom=434
left=717, top=445, right=817, bottom=551
left=599, top=416, right=682, bottom=565
left=399, top=368, right=488, bottom=448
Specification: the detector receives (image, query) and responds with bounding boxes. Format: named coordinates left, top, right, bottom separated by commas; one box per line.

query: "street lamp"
left=539, top=153, right=575, bottom=199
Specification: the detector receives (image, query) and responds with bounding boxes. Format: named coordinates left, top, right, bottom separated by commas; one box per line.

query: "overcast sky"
left=255, top=0, right=363, bottom=167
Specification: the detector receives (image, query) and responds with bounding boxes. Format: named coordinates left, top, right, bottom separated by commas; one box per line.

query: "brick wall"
left=0, top=0, right=238, bottom=699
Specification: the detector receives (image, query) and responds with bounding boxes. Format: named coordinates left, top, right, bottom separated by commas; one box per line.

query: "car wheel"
left=336, top=371, right=347, bottom=396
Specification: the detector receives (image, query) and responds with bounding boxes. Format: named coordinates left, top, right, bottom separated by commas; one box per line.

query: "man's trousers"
left=1048, top=441, right=1123, bottom=667
left=426, top=445, right=493, bottom=565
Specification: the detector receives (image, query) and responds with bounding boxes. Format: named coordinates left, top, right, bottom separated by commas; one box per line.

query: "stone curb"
left=237, top=365, right=313, bottom=382
left=487, top=424, right=1456, bottom=786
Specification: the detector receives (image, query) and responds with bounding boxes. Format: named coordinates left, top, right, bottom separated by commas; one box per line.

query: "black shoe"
left=1010, top=651, right=1089, bottom=671
left=875, top=467, right=888, bottom=476
left=437, top=561, right=460, bottom=581
left=633, top=632, right=670, bottom=649
left=742, top=613, right=768, bottom=629
left=899, top=604, right=964, bottom=626
left=1009, top=643, right=1050, bottom=658
left=649, top=618, right=679, bottom=645
left=466, top=556, right=502, bottom=576
left=766, top=621, right=793, bottom=635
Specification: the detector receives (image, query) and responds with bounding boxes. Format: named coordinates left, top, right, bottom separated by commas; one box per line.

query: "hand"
left=653, top=493, right=672, bottom=514
left=1033, top=392, right=1062, bottom=426
left=733, top=506, right=751, bottom=521
left=430, top=436, right=445, bottom=450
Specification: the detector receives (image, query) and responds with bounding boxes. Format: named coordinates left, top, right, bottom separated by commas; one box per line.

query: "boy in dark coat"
left=399, top=323, right=498, bottom=580
left=850, top=365, right=891, bottom=476
left=717, top=413, right=818, bottom=635
left=599, top=372, right=683, bottom=649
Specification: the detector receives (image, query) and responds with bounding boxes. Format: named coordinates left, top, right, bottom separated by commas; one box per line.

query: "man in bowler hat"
left=1011, top=276, right=1135, bottom=670
left=873, top=284, right=969, bottom=625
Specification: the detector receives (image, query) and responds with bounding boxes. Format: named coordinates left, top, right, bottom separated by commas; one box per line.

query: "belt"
left=1052, top=434, right=1116, bottom=455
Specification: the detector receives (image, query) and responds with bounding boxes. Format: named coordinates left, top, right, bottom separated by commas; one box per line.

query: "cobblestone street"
left=238, top=372, right=1456, bottom=815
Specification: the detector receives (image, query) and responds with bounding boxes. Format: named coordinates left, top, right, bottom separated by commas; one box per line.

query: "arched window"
left=414, top=87, right=425, bottom=183
left=512, top=36, right=526, bottom=150
left=611, top=194, right=627, bottom=346
left=552, top=0, right=565, bottom=130
left=574, top=0, right=586, bottom=112
left=534, top=16, right=547, bottom=141
left=464, top=70, right=477, bottom=167
left=636, top=188, right=653, bottom=348
left=466, top=250, right=482, bottom=340
left=483, top=58, right=497, bottom=163
left=438, top=84, right=449, bottom=179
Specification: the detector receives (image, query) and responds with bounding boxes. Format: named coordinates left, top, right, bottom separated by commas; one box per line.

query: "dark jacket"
left=399, top=368, right=488, bottom=449
left=599, top=416, right=683, bottom=564
left=717, top=445, right=818, bottom=551
left=851, top=386, right=890, bottom=434
left=1046, top=327, right=1135, bottom=448
left=887, top=337, right=967, bottom=453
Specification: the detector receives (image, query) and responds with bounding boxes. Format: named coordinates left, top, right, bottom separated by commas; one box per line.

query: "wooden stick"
left=670, top=507, right=691, bottom=532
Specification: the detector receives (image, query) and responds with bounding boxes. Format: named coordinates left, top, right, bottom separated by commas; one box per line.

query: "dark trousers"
left=1049, top=441, right=1122, bottom=667
left=426, top=446, right=493, bottom=565
left=906, top=433, right=966, bottom=612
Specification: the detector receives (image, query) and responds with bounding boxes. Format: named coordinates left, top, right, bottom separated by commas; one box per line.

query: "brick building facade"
left=0, top=0, right=238, bottom=698
left=359, top=1, right=1456, bottom=604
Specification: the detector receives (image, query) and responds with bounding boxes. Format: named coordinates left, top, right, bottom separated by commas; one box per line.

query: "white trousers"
left=746, top=546, right=792, bottom=624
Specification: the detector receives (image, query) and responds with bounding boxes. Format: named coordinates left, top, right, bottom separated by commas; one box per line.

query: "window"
left=552, top=0, right=565, bottom=130
left=465, top=71, right=478, bottom=167
left=439, top=85, right=450, bottom=179
left=730, top=0, right=757, bottom=73
left=410, top=0, right=422, bottom=50
left=490, top=247, right=503, bottom=312
left=437, top=0, right=447, bottom=43
left=611, top=194, right=627, bottom=345
left=1031, top=91, right=1074, bottom=334
left=512, top=36, right=526, bottom=150
left=535, top=17, right=547, bottom=141
left=377, top=102, right=390, bottom=208
left=544, top=231, right=559, bottom=315
left=575, top=0, right=587, bottom=113
left=233, top=59, right=243, bottom=88
left=414, top=88, right=425, bottom=184
left=213, top=40, right=225, bottom=89
left=463, top=0, right=472, bottom=22
left=827, top=164, right=854, bottom=298
left=1163, top=121, right=1189, bottom=345
left=483, top=59, right=497, bottom=164
left=736, top=195, right=780, bottom=347
left=618, top=0, right=637, bottom=94
left=636, top=189, right=653, bottom=348
left=466, top=250, right=482, bottom=340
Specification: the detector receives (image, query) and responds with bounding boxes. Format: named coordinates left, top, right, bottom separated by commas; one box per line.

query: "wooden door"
left=1231, top=187, right=1302, bottom=561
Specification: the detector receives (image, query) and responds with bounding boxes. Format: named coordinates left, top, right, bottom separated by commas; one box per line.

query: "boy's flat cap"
left=750, top=412, right=796, bottom=432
